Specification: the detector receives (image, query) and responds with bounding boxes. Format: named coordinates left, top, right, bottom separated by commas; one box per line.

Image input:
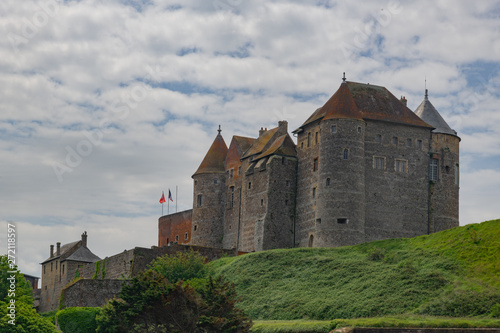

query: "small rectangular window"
left=376, top=135, right=382, bottom=143
left=248, top=182, right=252, bottom=189
left=395, top=159, right=407, bottom=173
left=313, top=158, right=318, bottom=172
left=316, top=218, right=322, bottom=224
left=184, top=233, right=188, bottom=240
left=285, top=199, right=289, bottom=206
left=417, top=140, right=423, bottom=149
left=392, top=137, right=398, bottom=145
left=406, top=138, right=412, bottom=147
left=286, top=180, right=290, bottom=187
left=214, top=179, right=218, bottom=184
left=315, top=132, right=319, bottom=144
left=455, top=164, right=459, bottom=185
left=312, top=187, right=316, bottom=198
left=373, top=157, right=385, bottom=170
left=343, top=149, right=349, bottom=160
left=430, top=159, right=439, bottom=181
left=331, top=125, right=337, bottom=133
left=230, top=169, right=234, bottom=178
left=337, top=218, right=348, bottom=224
left=326, top=178, right=331, bottom=186
left=175, top=235, right=179, bottom=242
left=197, top=194, right=203, bottom=207
left=307, top=133, right=311, bottom=147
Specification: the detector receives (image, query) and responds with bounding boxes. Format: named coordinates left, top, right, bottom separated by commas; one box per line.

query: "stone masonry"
left=159, top=78, right=460, bottom=252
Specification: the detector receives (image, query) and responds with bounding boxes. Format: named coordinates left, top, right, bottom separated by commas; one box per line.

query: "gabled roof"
left=414, top=90, right=458, bottom=137
left=42, top=239, right=100, bottom=264
left=241, top=127, right=280, bottom=159
left=257, top=134, right=297, bottom=160
left=193, top=132, right=229, bottom=176
left=225, top=135, right=256, bottom=171
left=65, top=246, right=101, bottom=263
left=295, top=81, right=433, bottom=132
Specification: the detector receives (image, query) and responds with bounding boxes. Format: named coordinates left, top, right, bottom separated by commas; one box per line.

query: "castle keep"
left=158, top=79, right=460, bottom=252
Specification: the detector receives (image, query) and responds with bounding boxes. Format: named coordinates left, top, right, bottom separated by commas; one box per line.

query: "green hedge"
left=56, top=307, right=100, bottom=333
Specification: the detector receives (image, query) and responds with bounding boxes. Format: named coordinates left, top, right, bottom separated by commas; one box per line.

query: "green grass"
left=250, top=317, right=500, bottom=332
left=251, top=320, right=331, bottom=333
left=209, top=219, right=500, bottom=321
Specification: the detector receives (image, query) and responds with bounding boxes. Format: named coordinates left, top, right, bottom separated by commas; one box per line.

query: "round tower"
left=316, top=80, right=366, bottom=247
left=415, top=89, right=460, bottom=232
left=190, top=127, right=228, bottom=248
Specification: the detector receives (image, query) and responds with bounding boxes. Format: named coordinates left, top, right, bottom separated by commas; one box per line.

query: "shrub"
left=56, top=307, right=100, bottom=333
left=149, top=250, right=207, bottom=284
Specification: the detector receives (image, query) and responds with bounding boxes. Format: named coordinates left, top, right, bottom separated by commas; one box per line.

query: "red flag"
left=168, top=190, right=173, bottom=202
left=159, top=191, right=166, bottom=204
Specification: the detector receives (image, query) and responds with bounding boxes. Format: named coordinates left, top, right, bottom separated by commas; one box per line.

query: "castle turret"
left=190, top=127, right=228, bottom=248
left=415, top=89, right=460, bottom=232
left=294, top=77, right=366, bottom=247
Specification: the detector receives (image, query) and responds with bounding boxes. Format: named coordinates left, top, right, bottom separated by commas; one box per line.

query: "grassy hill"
left=209, top=219, right=500, bottom=320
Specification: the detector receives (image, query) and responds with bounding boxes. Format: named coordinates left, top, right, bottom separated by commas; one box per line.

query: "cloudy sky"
left=1, top=0, right=499, bottom=278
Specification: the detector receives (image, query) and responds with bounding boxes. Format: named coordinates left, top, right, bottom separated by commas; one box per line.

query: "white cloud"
left=0, top=0, right=499, bottom=278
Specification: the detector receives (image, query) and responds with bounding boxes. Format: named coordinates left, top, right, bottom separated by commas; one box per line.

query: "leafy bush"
left=149, top=250, right=208, bottom=284
left=97, top=251, right=251, bottom=333
left=56, top=307, right=101, bottom=333
left=0, top=301, right=58, bottom=333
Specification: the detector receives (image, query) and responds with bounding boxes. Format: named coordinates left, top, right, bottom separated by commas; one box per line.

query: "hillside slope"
left=209, top=220, right=500, bottom=320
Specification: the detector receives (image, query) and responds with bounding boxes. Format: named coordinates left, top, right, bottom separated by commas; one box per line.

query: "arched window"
left=343, top=149, right=349, bottom=160
left=308, top=235, right=314, bottom=248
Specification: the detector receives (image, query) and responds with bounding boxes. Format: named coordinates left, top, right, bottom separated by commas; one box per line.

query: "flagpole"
left=168, top=189, right=170, bottom=215
left=162, top=202, right=163, bottom=216
left=176, top=186, right=178, bottom=213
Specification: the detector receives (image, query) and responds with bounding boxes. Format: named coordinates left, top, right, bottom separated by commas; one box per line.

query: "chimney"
left=278, top=120, right=288, bottom=133
left=56, top=242, right=61, bottom=256
left=50, top=245, right=54, bottom=258
left=400, top=96, right=407, bottom=107
left=259, top=127, right=265, bottom=137
left=81, top=231, right=87, bottom=248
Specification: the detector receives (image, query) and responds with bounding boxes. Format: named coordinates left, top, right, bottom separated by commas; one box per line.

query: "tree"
left=0, top=255, right=58, bottom=333
left=97, top=251, right=251, bottom=333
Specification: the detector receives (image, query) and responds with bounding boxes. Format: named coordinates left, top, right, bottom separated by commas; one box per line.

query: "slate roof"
left=295, top=81, right=433, bottom=132
left=414, top=90, right=458, bottom=137
left=193, top=132, right=229, bottom=176
left=42, top=240, right=100, bottom=264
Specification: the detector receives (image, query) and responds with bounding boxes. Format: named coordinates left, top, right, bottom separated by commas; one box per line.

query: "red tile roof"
left=192, top=133, right=228, bottom=176
left=295, top=81, right=433, bottom=132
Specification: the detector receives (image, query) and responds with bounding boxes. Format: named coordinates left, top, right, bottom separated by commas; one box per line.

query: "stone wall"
left=158, top=209, right=193, bottom=247
left=60, top=279, right=123, bottom=308
left=77, top=244, right=237, bottom=281
left=190, top=173, right=227, bottom=248
left=363, top=120, right=431, bottom=242
left=295, top=120, right=322, bottom=248
left=262, top=155, right=296, bottom=250
left=429, top=133, right=460, bottom=233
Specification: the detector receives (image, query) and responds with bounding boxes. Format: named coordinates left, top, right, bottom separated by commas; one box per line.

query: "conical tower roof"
left=193, top=128, right=228, bottom=177
left=414, top=89, right=458, bottom=136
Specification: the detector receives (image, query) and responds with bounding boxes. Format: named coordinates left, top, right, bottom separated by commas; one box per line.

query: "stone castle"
left=40, top=78, right=460, bottom=313
left=159, top=78, right=460, bottom=251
